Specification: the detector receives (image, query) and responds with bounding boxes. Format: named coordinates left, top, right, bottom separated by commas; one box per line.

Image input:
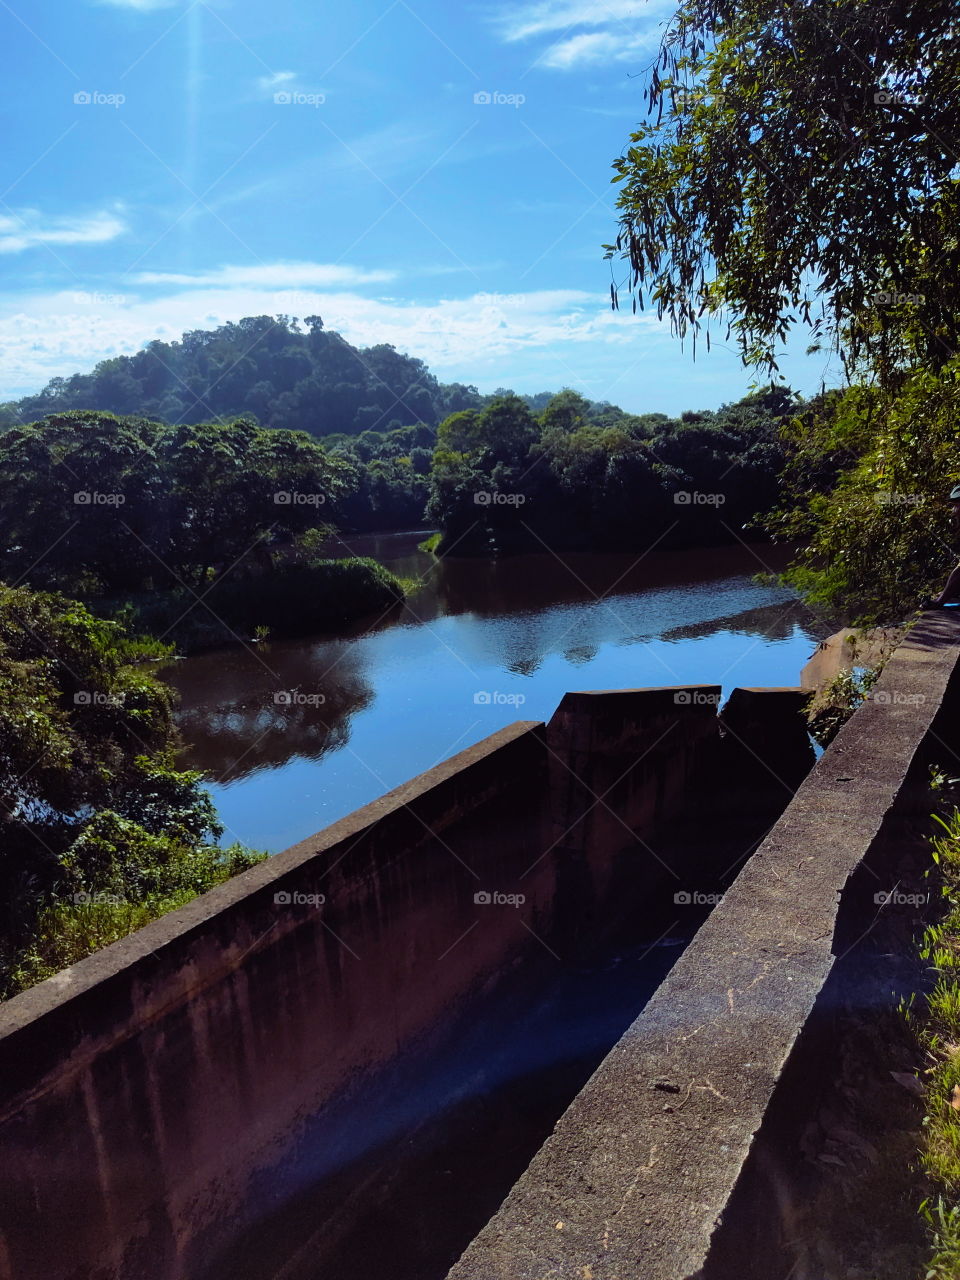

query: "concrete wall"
left=0, top=684, right=794, bottom=1280
left=447, top=614, right=960, bottom=1280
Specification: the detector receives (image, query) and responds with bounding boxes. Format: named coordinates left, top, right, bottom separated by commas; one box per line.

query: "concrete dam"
left=2, top=614, right=959, bottom=1279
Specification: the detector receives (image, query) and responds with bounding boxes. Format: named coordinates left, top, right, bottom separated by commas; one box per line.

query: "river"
left=166, top=532, right=829, bottom=853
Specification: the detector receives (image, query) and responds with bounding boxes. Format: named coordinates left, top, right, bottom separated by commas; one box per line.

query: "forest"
left=0, top=315, right=484, bottom=436
left=0, top=370, right=801, bottom=627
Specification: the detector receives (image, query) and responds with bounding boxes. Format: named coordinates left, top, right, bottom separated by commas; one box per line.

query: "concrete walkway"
left=447, top=612, right=960, bottom=1280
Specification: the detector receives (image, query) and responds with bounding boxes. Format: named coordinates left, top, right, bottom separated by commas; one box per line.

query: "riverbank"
left=92, top=556, right=406, bottom=654
left=165, top=535, right=827, bottom=852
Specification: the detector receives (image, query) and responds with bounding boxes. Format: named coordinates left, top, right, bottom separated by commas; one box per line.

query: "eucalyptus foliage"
left=607, top=0, right=960, bottom=380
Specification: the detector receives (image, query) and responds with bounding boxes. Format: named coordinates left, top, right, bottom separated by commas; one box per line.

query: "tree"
left=0, top=412, right=358, bottom=594
left=0, top=583, right=265, bottom=995
left=606, top=0, right=960, bottom=380
left=8, top=317, right=477, bottom=437
left=539, top=389, right=592, bottom=436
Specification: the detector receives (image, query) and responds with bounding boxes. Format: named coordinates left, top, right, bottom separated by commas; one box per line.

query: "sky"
left=0, top=0, right=844, bottom=414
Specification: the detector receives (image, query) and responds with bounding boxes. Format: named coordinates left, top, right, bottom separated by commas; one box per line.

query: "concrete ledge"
left=2, top=683, right=788, bottom=1280
left=446, top=614, right=960, bottom=1280
left=0, top=719, right=546, bottom=1104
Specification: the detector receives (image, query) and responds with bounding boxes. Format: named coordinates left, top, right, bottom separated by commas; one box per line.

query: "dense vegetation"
left=0, top=315, right=484, bottom=437
left=0, top=584, right=264, bottom=996
left=766, top=366, right=960, bottom=619
left=912, top=805, right=960, bottom=1278
left=2, top=372, right=800, bottom=594
left=425, top=386, right=794, bottom=555
left=607, top=0, right=960, bottom=381
left=0, top=409, right=405, bottom=649
left=604, top=0, right=960, bottom=621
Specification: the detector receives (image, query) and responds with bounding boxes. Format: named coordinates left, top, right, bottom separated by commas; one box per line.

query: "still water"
left=166, top=532, right=829, bottom=852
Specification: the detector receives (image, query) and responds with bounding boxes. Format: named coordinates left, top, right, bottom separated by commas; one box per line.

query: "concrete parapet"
left=446, top=614, right=960, bottom=1280
left=0, top=681, right=821, bottom=1280
left=546, top=685, right=723, bottom=862
left=718, top=686, right=815, bottom=800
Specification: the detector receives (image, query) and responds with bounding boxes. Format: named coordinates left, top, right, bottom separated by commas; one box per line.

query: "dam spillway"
left=0, top=682, right=822, bottom=1279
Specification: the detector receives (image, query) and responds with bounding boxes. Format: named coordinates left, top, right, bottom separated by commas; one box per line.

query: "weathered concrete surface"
left=718, top=687, right=815, bottom=797
left=0, top=685, right=791, bottom=1280
left=0, top=721, right=552, bottom=1280
left=446, top=613, right=960, bottom=1280
left=546, top=687, right=723, bottom=897
left=801, top=625, right=905, bottom=691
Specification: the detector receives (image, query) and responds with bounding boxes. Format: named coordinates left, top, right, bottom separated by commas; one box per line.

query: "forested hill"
left=0, top=315, right=488, bottom=436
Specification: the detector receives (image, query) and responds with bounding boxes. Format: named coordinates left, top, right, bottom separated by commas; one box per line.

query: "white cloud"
left=0, top=283, right=651, bottom=399
left=495, top=0, right=674, bottom=68
left=0, top=211, right=126, bottom=255
left=257, top=71, right=298, bottom=91
left=539, top=31, right=623, bottom=68
left=133, top=262, right=397, bottom=288
left=500, top=0, right=648, bottom=41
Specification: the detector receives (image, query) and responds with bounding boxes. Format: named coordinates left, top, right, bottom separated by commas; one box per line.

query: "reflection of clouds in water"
left=427, top=579, right=798, bottom=675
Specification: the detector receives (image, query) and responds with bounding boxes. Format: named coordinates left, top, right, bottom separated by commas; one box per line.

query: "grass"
left=912, top=805, right=960, bottom=1276
left=2, top=842, right=266, bottom=998
left=418, top=532, right=442, bottom=554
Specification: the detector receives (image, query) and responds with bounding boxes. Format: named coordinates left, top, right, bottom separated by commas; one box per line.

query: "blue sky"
left=0, top=0, right=843, bottom=412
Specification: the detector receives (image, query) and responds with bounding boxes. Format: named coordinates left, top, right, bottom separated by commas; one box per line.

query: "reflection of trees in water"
left=418, top=541, right=801, bottom=623
left=661, top=599, right=827, bottom=644
left=563, top=645, right=600, bottom=666
left=506, top=656, right=543, bottom=678
left=167, top=641, right=373, bottom=782
left=167, top=538, right=822, bottom=786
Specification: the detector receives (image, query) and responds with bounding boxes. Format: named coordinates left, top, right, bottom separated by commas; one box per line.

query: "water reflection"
left=170, top=641, right=373, bottom=781
left=661, top=597, right=817, bottom=644
left=165, top=533, right=829, bottom=851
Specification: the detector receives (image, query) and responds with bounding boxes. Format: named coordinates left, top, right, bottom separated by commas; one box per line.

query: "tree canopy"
left=427, top=387, right=795, bottom=554
left=0, top=584, right=264, bottom=995
left=607, top=0, right=960, bottom=381
left=0, top=316, right=485, bottom=436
